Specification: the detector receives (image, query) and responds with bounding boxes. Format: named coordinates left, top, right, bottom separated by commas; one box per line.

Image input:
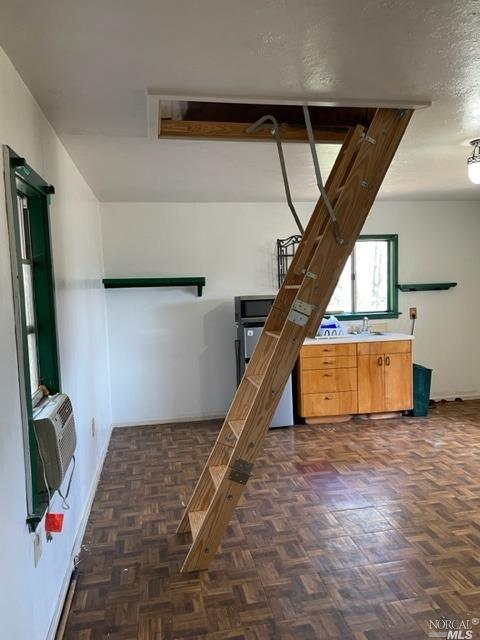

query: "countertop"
left=303, top=332, right=414, bottom=346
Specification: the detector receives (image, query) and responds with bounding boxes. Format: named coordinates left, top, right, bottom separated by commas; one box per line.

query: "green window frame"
left=3, top=146, right=60, bottom=530
left=329, top=234, right=399, bottom=321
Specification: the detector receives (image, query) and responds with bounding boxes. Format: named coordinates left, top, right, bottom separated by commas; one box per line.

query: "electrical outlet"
left=91, top=417, right=96, bottom=437
left=409, top=307, right=417, bottom=320
left=33, top=531, right=42, bottom=567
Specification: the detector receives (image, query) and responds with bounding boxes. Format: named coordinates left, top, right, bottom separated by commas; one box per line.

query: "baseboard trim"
left=430, top=393, right=480, bottom=402
left=113, top=413, right=226, bottom=428
left=46, top=424, right=113, bottom=640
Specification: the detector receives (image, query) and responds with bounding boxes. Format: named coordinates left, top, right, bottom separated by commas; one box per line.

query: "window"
left=328, top=235, right=398, bottom=319
left=4, top=146, right=60, bottom=529
left=17, top=194, right=41, bottom=400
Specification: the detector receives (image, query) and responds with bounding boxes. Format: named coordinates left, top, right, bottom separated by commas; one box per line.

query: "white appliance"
left=234, top=296, right=294, bottom=429
left=33, top=393, right=77, bottom=491
left=244, top=327, right=294, bottom=428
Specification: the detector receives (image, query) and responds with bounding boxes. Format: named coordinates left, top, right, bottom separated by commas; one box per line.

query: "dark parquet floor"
left=64, top=401, right=480, bottom=640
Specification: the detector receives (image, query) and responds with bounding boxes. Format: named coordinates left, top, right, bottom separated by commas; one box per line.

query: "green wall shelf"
left=102, top=277, right=206, bottom=297
left=397, top=282, right=457, bottom=292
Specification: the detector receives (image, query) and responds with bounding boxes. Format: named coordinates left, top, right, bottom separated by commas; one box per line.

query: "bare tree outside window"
left=327, top=237, right=394, bottom=315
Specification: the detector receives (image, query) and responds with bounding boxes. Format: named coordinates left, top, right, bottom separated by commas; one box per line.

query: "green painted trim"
left=3, top=147, right=37, bottom=517
left=8, top=146, right=54, bottom=195
left=103, top=277, right=206, bottom=297
left=334, top=311, right=402, bottom=321
left=26, top=189, right=61, bottom=393
left=4, top=146, right=59, bottom=530
left=335, top=234, right=399, bottom=320
left=398, top=282, right=457, bottom=292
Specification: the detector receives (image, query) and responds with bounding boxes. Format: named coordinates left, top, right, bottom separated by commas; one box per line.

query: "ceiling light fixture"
left=467, top=139, right=480, bottom=184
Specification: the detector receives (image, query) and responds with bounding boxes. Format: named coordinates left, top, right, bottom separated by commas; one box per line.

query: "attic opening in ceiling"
left=158, top=100, right=376, bottom=143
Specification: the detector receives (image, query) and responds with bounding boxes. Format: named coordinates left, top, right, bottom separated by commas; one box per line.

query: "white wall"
left=102, top=202, right=311, bottom=425
left=0, top=47, right=111, bottom=640
left=363, top=201, right=480, bottom=400
left=101, top=199, right=480, bottom=426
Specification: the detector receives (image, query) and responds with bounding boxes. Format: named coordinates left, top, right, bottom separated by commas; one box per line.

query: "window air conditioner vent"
left=57, top=396, right=72, bottom=427
left=33, top=393, right=77, bottom=492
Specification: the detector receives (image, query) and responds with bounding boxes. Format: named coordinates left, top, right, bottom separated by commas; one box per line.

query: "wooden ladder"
left=177, top=107, right=413, bottom=572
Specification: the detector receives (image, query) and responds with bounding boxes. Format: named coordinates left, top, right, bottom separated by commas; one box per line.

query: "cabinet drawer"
left=301, top=368, right=357, bottom=393
left=357, top=340, right=411, bottom=356
left=302, top=391, right=358, bottom=417
left=302, top=343, right=356, bottom=358
left=301, top=355, right=357, bottom=370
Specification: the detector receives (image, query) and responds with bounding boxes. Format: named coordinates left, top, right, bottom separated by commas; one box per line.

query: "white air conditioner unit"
left=34, top=393, right=77, bottom=492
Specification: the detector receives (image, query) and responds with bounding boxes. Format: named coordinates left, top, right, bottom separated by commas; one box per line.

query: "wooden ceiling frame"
left=147, top=92, right=429, bottom=142
left=159, top=118, right=347, bottom=143
left=156, top=99, right=377, bottom=143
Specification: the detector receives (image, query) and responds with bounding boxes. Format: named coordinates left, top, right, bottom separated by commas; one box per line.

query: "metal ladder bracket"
left=362, top=133, right=377, bottom=145
left=303, top=105, right=346, bottom=246
left=288, top=299, right=316, bottom=326
left=246, top=115, right=304, bottom=235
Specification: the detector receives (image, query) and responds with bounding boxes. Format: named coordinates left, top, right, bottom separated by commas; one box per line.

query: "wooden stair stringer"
left=178, top=108, right=413, bottom=571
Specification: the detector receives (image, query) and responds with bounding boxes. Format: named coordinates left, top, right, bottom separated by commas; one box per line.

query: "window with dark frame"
left=4, top=146, right=60, bottom=528
left=17, top=194, right=42, bottom=402
left=276, top=233, right=399, bottom=320
left=328, top=235, right=398, bottom=319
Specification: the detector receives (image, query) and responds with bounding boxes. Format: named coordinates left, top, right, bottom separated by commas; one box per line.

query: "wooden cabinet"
left=357, top=340, right=413, bottom=414
left=297, top=338, right=413, bottom=423
left=298, top=343, right=358, bottom=423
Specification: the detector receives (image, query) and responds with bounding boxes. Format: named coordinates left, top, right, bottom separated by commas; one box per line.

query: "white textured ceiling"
left=0, top=0, right=480, bottom=202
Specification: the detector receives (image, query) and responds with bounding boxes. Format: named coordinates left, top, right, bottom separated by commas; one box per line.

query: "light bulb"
left=468, top=139, right=480, bottom=184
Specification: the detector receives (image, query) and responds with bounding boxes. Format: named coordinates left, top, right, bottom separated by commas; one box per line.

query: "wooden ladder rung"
left=188, top=510, right=206, bottom=540
left=246, top=374, right=263, bottom=389
left=265, top=330, right=281, bottom=339
left=209, top=465, right=227, bottom=489
left=284, top=284, right=301, bottom=289
left=219, top=438, right=236, bottom=448
left=228, top=419, right=245, bottom=437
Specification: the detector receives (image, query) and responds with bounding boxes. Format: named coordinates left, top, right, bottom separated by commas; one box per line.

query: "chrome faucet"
left=361, top=316, right=369, bottom=333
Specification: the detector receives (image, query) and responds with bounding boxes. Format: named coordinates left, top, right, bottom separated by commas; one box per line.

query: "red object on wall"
left=45, top=513, right=64, bottom=533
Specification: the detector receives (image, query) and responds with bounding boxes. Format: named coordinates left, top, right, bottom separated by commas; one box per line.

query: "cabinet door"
left=358, top=354, right=385, bottom=413
left=384, top=352, right=413, bottom=411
